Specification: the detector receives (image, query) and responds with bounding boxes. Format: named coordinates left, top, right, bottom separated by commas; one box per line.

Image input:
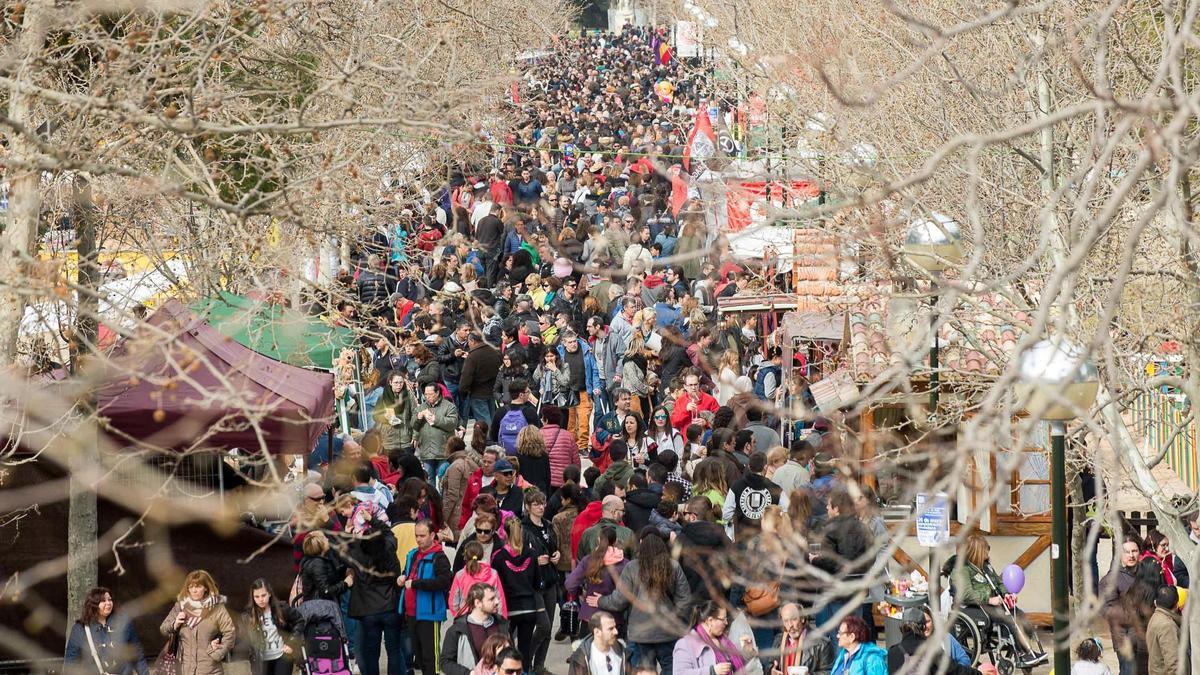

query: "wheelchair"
left=946, top=603, right=1048, bottom=675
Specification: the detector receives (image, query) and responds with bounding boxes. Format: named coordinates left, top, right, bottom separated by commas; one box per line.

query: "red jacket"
left=371, top=455, right=402, bottom=488
left=542, top=423, right=580, bottom=488
left=670, top=391, right=719, bottom=431
left=570, top=500, right=605, bottom=560
left=458, top=469, right=485, bottom=530
left=490, top=179, right=513, bottom=205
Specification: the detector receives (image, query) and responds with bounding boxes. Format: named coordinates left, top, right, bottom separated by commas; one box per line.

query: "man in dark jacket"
left=438, top=321, right=471, bottom=409
left=476, top=204, right=505, bottom=283
left=812, top=489, right=874, bottom=628
left=356, top=255, right=391, bottom=316
left=459, top=332, right=502, bottom=425
left=440, top=584, right=511, bottom=675
left=770, top=603, right=835, bottom=675
left=674, top=495, right=733, bottom=610
left=722, top=452, right=784, bottom=542
left=567, top=612, right=630, bottom=675
left=346, top=521, right=405, bottom=675
left=623, top=471, right=661, bottom=534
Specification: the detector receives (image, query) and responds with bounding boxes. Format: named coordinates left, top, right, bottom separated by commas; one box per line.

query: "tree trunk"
left=66, top=173, right=100, bottom=623
left=0, top=0, right=49, bottom=360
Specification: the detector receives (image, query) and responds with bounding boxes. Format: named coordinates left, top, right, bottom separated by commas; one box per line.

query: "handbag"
left=84, top=626, right=117, bottom=675
left=743, top=582, right=781, bottom=617
left=152, top=627, right=181, bottom=675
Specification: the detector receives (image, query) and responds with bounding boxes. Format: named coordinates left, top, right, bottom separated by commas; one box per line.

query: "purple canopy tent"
left=95, top=299, right=334, bottom=455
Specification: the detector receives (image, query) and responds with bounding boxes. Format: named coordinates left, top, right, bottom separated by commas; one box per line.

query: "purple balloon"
left=1001, top=564, right=1025, bottom=594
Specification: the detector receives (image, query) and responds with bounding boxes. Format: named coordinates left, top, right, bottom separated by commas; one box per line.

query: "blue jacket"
left=558, top=340, right=601, bottom=396
left=831, top=642, right=888, bottom=675
left=401, top=545, right=452, bottom=622
left=65, top=619, right=149, bottom=675
left=653, top=302, right=687, bottom=335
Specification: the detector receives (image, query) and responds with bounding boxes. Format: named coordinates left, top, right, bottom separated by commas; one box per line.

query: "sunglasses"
left=502, top=669, right=522, bottom=675
left=476, top=529, right=494, bottom=535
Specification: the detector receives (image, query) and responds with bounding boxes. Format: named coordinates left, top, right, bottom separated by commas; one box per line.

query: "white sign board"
left=915, top=492, right=950, bottom=547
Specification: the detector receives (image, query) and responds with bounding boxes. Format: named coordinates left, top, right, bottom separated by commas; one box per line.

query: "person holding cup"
left=769, top=603, right=834, bottom=675
left=672, top=601, right=758, bottom=675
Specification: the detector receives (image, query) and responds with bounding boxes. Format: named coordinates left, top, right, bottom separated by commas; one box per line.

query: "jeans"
left=445, top=381, right=463, bottom=414
left=463, top=396, right=496, bottom=426
left=628, top=641, right=675, bottom=673
left=422, top=460, right=448, bottom=490
left=357, top=611, right=406, bottom=675
left=340, top=592, right=359, bottom=659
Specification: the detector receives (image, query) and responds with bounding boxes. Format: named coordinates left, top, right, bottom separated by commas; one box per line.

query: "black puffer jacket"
left=347, top=524, right=402, bottom=618
left=357, top=270, right=390, bottom=310
left=624, top=488, right=661, bottom=534
left=300, top=553, right=348, bottom=602
left=674, top=520, right=732, bottom=610
left=813, top=514, right=874, bottom=582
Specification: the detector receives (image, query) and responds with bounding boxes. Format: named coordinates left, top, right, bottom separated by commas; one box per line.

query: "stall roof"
left=783, top=311, right=846, bottom=341
left=95, top=300, right=334, bottom=454
left=191, top=291, right=356, bottom=370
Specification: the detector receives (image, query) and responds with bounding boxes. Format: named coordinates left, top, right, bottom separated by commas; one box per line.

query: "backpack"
left=753, top=364, right=781, bottom=400
left=498, top=408, right=529, bottom=455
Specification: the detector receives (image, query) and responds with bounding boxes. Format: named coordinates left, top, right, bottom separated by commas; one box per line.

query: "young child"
left=1070, top=638, right=1113, bottom=675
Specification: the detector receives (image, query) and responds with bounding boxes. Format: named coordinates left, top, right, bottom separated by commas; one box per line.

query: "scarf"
left=781, top=632, right=803, bottom=672
left=180, top=595, right=225, bottom=628
left=695, top=624, right=745, bottom=673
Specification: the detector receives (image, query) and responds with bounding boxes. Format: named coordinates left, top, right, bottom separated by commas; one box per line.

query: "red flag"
left=669, top=164, right=688, bottom=216
left=510, top=81, right=520, bottom=104
left=683, top=108, right=716, bottom=173
left=658, top=41, right=672, bottom=65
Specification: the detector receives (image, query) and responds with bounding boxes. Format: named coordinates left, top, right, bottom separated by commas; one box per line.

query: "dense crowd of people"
left=57, top=23, right=1200, bottom=675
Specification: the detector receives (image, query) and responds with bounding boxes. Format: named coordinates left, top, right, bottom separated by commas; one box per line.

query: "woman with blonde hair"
left=765, top=445, right=789, bottom=480
left=691, top=458, right=730, bottom=516
left=460, top=263, right=479, bottom=292
left=491, top=517, right=544, bottom=667
left=159, top=570, right=236, bottom=675
left=515, top=425, right=551, bottom=495
left=715, top=350, right=741, bottom=406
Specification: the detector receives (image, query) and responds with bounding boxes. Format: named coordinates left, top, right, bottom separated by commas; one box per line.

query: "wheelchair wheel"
left=948, top=611, right=983, bottom=667
left=990, top=624, right=1026, bottom=675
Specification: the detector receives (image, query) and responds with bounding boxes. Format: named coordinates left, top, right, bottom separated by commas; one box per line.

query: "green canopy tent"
left=191, top=292, right=357, bottom=370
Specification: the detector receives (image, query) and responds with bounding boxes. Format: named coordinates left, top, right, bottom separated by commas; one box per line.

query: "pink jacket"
left=542, top=423, right=580, bottom=488
left=448, top=563, right=508, bottom=618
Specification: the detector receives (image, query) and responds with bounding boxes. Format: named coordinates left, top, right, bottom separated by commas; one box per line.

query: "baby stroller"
left=296, top=599, right=352, bottom=675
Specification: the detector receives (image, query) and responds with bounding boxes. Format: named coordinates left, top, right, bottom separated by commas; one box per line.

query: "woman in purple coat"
left=564, top=526, right=627, bottom=637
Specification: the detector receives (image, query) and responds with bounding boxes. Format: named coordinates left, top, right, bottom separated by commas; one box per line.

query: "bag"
left=498, top=408, right=529, bottom=455
left=560, top=597, right=581, bottom=637
left=743, top=582, right=781, bottom=617
left=152, top=629, right=180, bottom=675
left=84, top=626, right=117, bottom=675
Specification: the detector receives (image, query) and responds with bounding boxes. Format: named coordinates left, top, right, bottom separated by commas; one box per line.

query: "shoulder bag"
left=152, top=625, right=181, bottom=675
left=84, top=626, right=116, bottom=675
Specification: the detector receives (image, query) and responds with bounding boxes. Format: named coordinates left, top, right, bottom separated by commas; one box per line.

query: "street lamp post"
left=903, top=213, right=963, bottom=411
left=1017, top=337, right=1099, bottom=675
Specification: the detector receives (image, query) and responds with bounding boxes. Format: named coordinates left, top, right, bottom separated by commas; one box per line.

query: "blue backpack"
left=498, top=408, right=528, bottom=455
